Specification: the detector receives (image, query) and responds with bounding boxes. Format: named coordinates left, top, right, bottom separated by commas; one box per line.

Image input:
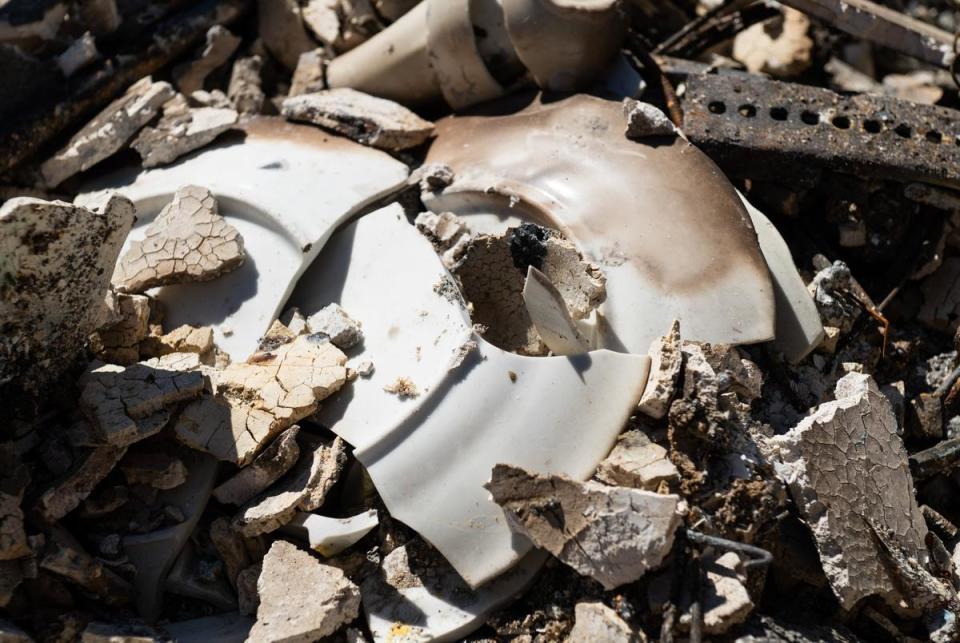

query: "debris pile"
left=4, top=0, right=960, bottom=640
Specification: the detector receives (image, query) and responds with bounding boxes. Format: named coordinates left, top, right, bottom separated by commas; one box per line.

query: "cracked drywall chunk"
left=57, top=31, right=98, bottom=77
left=486, top=465, right=680, bottom=589
left=0, top=443, right=30, bottom=560
left=140, top=324, right=214, bottom=359
left=282, top=88, right=434, bottom=151
left=41, top=77, right=175, bottom=186
left=80, top=354, right=203, bottom=446
left=623, top=99, right=676, bottom=139
left=767, top=372, right=929, bottom=610
left=173, top=25, right=241, bottom=95
left=232, top=434, right=347, bottom=536
left=291, top=49, right=327, bottom=96
left=35, top=446, right=127, bottom=522
left=213, top=426, right=301, bottom=506
left=1, top=194, right=134, bottom=394
left=567, top=601, right=639, bottom=643
left=258, top=0, right=318, bottom=71
left=131, top=107, right=238, bottom=168
left=250, top=540, right=360, bottom=642
left=175, top=335, right=347, bottom=465
left=698, top=552, right=754, bottom=635
left=118, top=452, right=187, bottom=490
left=596, top=430, right=679, bottom=491
left=306, top=303, right=363, bottom=349
left=732, top=7, right=812, bottom=78
left=90, top=293, right=150, bottom=365
left=637, top=320, right=682, bottom=419
left=228, top=55, right=265, bottom=115
left=113, top=185, right=245, bottom=293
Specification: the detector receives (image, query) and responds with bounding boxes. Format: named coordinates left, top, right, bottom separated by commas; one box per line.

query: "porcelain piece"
left=282, top=510, right=379, bottom=556
left=522, top=266, right=591, bottom=355
left=78, top=118, right=408, bottom=360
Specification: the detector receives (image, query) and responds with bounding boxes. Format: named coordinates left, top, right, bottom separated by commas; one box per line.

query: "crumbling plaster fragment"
left=637, top=320, right=682, bottom=419
left=291, top=49, right=327, bottom=96
left=623, top=99, right=676, bottom=139
left=699, top=552, right=754, bottom=635
left=567, top=601, right=640, bottom=643
left=175, top=335, right=347, bottom=466
left=0, top=194, right=134, bottom=393
left=767, top=372, right=930, bottom=610
left=35, top=446, right=127, bottom=522
left=596, top=429, right=679, bottom=491
left=228, top=56, right=265, bottom=114
left=733, top=7, right=813, bottom=77
left=486, top=464, right=680, bottom=589
left=113, top=185, right=245, bottom=293
left=258, top=0, right=318, bottom=71
left=282, top=88, right=434, bottom=151
left=131, top=107, right=238, bottom=168
left=306, top=303, right=363, bottom=349
left=302, top=0, right=340, bottom=46
left=173, top=25, right=241, bottom=95
left=90, top=293, right=150, bottom=365
left=140, top=324, right=214, bottom=359
left=249, top=540, right=360, bottom=643
left=213, top=426, right=301, bottom=506
left=41, top=77, right=175, bottom=187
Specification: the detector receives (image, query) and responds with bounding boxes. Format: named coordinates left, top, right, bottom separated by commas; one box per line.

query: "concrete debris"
left=596, top=430, right=679, bottom=491
left=118, top=452, right=187, bottom=490
left=486, top=465, right=680, bottom=589
left=80, top=354, right=204, bottom=446
left=767, top=372, right=929, bottom=610
left=131, top=107, right=238, bottom=168
left=623, top=99, right=677, bottom=139
left=249, top=540, right=360, bottom=643
left=282, top=88, right=434, bottom=151
left=283, top=509, right=378, bottom=557
left=175, top=335, right=347, bottom=465
left=291, top=49, right=327, bottom=96
left=567, top=601, right=640, bottom=643
left=190, top=88, right=233, bottom=109
left=113, top=186, right=245, bottom=293
left=57, top=31, right=98, bottom=77
left=637, top=320, right=683, bottom=419
left=228, top=56, right=265, bottom=115
left=1, top=194, right=134, bottom=394
left=0, top=443, right=30, bottom=560
left=213, top=427, right=301, bottom=506
left=259, top=319, right=299, bottom=352
left=36, top=446, right=127, bottom=522
left=415, top=210, right=470, bottom=253
left=302, top=0, right=340, bottom=46
left=209, top=517, right=250, bottom=588
left=410, top=162, right=455, bottom=195
left=732, top=8, right=813, bottom=77
left=90, top=294, right=150, bottom=365
left=699, top=552, right=754, bottom=635
left=41, top=77, right=175, bottom=187
left=173, top=25, right=241, bottom=96
left=306, top=303, right=363, bottom=349
left=41, top=527, right=131, bottom=602
left=232, top=434, right=347, bottom=536
left=140, top=324, right=214, bottom=360
left=258, top=0, right=317, bottom=71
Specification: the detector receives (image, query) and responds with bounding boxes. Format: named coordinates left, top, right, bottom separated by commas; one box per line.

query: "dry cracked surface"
left=113, top=185, right=245, bottom=293
left=174, top=333, right=347, bottom=465
left=131, top=106, right=238, bottom=168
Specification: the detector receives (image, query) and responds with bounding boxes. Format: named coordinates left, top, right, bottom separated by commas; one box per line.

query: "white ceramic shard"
left=522, top=265, right=590, bottom=355
left=289, top=205, right=651, bottom=587
left=423, top=93, right=776, bottom=354
left=78, top=118, right=409, bottom=360
left=740, top=194, right=824, bottom=362
left=282, top=510, right=379, bottom=556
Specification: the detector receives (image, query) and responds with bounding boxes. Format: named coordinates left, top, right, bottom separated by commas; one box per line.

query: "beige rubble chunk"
left=258, top=319, right=298, bottom=352
left=637, top=320, right=682, bottom=419
left=237, top=562, right=262, bottom=615
left=91, top=293, right=151, bottom=365
left=175, top=336, right=347, bottom=465
left=228, top=56, right=265, bottom=115
left=131, top=107, right=238, bottom=168
left=732, top=8, right=813, bottom=78
left=281, top=308, right=310, bottom=336
left=113, top=185, right=245, bottom=293
left=173, top=25, right=241, bottom=95
left=282, top=88, right=434, bottom=151
left=233, top=434, right=347, bottom=536
left=35, top=446, right=127, bottom=522
left=258, top=0, right=317, bottom=70
left=767, top=372, right=929, bottom=610
left=538, top=233, right=606, bottom=320
left=213, top=427, right=301, bottom=506
left=700, top=552, right=754, bottom=635
left=140, top=324, right=214, bottom=359
left=623, top=99, right=676, bottom=139
left=210, top=517, right=250, bottom=588
left=41, top=527, right=131, bottom=602
left=191, top=89, right=233, bottom=109
left=0, top=443, right=30, bottom=560
left=80, top=353, right=204, bottom=446
left=306, top=303, right=363, bottom=349
left=920, top=257, right=960, bottom=332
left=118, top=452, right=187, bottom=490
left=250, top=540, right=360, bottom=642
left=41, top=77, right=175, bottom=186
left=383, top=376, right=418, bottom=398
left=567, top=601, right=641, bottom=643
left=1, top=195, right=134, bottom=394
left=486, top=465, right=680, bottom=589
left=415, top=211, right=470, bottom=252
left=302, top=0, right=340, bottom=46
left=596, top=430, right=679, bottom=491
left=57, top=31, right=98, bottom=77
left=291, top=49, right=327, bottom=96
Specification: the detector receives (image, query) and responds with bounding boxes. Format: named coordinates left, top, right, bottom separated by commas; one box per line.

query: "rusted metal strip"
left=780, top=0, right=954, bottom=68
left=680, top=72, right=960, bottom=190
